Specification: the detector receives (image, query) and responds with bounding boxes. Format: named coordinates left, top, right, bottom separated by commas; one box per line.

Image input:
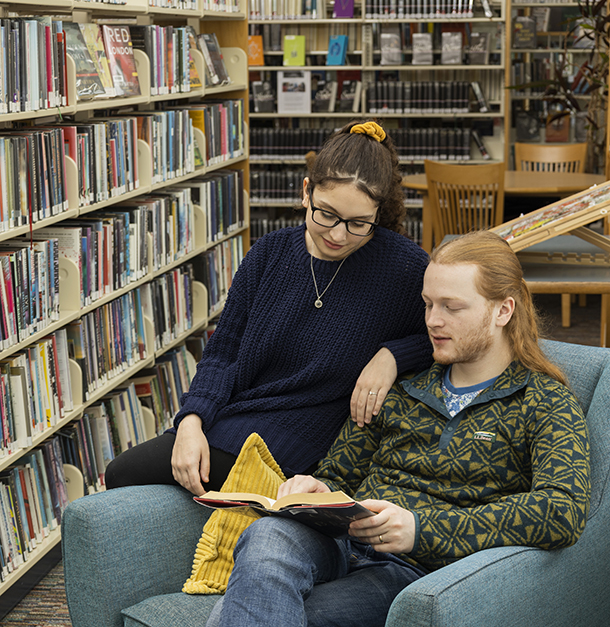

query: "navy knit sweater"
left=174, top=224, right=432, bottom=474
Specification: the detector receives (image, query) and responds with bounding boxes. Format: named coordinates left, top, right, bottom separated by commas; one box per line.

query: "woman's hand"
left=277, top=475, right=331, bottom=499
left=350, top=347, right=398, bottom=427
left=171, top=414, right=210, bottom=496
left=348, top=499, right=416, bottom=555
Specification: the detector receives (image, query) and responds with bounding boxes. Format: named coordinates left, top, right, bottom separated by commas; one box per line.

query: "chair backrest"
left=541, top=340, right=610, bottom=516
left=424, top=160, right=505, bottom=245
left=514, top=142, right=587, bottom=173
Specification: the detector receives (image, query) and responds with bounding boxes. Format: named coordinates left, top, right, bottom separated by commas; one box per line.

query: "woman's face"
left=302, top=179, right=378, bottom=261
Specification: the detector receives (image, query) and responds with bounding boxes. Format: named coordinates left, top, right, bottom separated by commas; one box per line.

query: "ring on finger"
left=368, top=391, right=378, bottom=396
left=379, top=534, right=384, bottom=544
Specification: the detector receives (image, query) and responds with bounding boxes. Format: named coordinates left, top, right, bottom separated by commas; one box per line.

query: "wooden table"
left=403, top=170, right=606, bottom=253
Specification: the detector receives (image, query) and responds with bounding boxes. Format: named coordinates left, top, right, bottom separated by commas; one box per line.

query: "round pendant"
left=314, top=299, right=323, bottom=308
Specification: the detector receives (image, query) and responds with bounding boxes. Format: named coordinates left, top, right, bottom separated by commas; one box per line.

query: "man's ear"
left=302, top=177, right=310, bottom=210
left=496, top=297, right=515, bottom=328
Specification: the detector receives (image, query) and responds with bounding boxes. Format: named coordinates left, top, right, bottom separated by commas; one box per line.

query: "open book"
left=194, top=491, right=374, bottom=538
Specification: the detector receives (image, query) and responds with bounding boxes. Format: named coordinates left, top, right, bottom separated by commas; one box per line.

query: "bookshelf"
left=505, top=0, right=605, bottom=169
left=0, top=0, right=249, bottom=599
left=247, top=0, right=507, bottom=246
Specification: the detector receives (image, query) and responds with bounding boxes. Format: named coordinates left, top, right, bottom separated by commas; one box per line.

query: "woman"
left=105, top=120, right=432, bottom=495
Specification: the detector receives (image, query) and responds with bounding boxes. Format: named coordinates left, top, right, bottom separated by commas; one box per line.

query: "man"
left=206, top=231, right=591, bottom=627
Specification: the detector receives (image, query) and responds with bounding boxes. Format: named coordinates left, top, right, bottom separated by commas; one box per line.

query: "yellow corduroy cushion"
left=183, top=432, right=286, bottom=594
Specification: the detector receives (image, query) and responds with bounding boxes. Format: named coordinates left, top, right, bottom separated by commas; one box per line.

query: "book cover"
left=199, top=33, right=231, bottom=85
left=380, top=25, right=402, bottom=65
left=327, top=35, right=348, bottom=66
left=312, top=79, right=338, bottom=112
left=79, top=23, right=116, bottom=98
left=412, top=33, right=433, bottom=65
left=62, top=22, right=106, bottom=100
left=184, top=26, right=203, bottom=90
left=277, top=70, right=311, bottom=114
left=251, top=80, right=275, bottom=113
left=248, top=34, right=264, bottom=66
left=440, top=31, right=462, bottom=65
left=468, top=32, right=489, bottom=65
left=101, top=25, right=141, bottom=97
left=339, top=79, right=362, bottom=112
left=283, top=35, right=306, bottom=66
left=333, top=0, right=354, bottom=17
left=195, top=490, right=374, bottom=538
left=513, top=16, right=536, bottom=50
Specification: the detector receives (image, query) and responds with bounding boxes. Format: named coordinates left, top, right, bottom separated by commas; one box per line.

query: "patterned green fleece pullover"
left=314, top=361, right=591, bottom=573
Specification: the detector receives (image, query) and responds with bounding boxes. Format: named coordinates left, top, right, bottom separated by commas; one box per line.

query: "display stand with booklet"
left=194, top=490, right=374, bottom=537
left=491, top=180, right=610, bottom=253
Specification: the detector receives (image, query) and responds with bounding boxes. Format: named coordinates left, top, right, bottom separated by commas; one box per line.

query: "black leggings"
left=104, top=432, right=238, bottom=493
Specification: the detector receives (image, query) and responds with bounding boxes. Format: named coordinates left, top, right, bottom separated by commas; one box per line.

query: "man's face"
left=422, top=262, right=497, bottom=366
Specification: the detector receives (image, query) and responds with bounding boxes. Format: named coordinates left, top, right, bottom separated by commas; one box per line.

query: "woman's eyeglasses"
left=309, top=193, right=378, bottom=237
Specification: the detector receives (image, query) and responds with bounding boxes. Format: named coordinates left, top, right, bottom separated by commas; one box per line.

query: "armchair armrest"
left=387, top=505, right=610, bottom=627
left=62, top=485, right=208, bottom=627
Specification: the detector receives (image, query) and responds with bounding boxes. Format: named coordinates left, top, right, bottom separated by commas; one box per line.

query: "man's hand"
left=348, top=499, right=416, bottom=554
left=350, top=348, right=398, bottom=427
left=277, top=475, right=331, bottom=499
left=171, top=414, right=210, bottom=495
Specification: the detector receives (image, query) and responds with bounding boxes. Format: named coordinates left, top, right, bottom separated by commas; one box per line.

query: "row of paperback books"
left=0, top=18, right=68, bottom=115
left=0, top=128, right=69, bottom=232
left=0, top=238, right=60, bottom=347
left=36, top=207, right=153, bottom=308
left=146, top=265, right=195, bottom=352
left=123, top=188, right=196, bottom=273
left=251, top=169, right=307, bottom=204
left=189, top=169, right=247, bottom=244
left=1, top=329, right=74, bottom=457
left=250, top=127, right=331, bottom=160
left=366, top=79, right=489, bottom=114
left=250, top=215, right=304, bottom=242
left=132, top=345, right=195, bottom=438
left=364, top=0, right=487, bottom=19
left=393, top=127, right=476, bottom=161
left=67, top=288, right=148, bottom=401
left=187, top=99, right=246, bottom=168
left=138, top=109, right=196, bottom=186
left=0, top=439, right=68, bottom=578
left=193, top=238, right=245, bottom=312
left=58, top=383, right=148, bottom=493
left=249, top=0, right=348, bottom=20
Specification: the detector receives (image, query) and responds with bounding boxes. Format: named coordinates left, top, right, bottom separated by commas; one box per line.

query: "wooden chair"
left=514, top=142, right=587, bottom=173
left=514, top=142, right=588, bottom=324
left=424, top=160, right=505, bottom=246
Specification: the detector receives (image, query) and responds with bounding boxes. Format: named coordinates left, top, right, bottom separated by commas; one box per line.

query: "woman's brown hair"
left=431, top=231, right=568, bottom=385
left=307, top=120, right=406, bottom=233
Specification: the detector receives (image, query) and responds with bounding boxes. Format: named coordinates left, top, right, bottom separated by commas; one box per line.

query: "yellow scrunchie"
left=350, top=121, right=386, bottom=142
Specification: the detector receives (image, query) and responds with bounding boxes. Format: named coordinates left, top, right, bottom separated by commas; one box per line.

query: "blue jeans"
left=206, top=516, right=426, bottom=627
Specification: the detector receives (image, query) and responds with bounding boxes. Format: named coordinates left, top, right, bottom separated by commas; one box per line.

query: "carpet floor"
left=0, top=293, right=603, bottom=626
left=0, top=563, right=71, bottom=627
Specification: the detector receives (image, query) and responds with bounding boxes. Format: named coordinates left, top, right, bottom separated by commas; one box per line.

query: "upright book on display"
left=101, top=25, right=141, bottom=97
left=277, top=70, right=311, bottom=114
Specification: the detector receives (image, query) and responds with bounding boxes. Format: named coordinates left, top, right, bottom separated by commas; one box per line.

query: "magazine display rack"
left=0, top=0, right=249, bottom=601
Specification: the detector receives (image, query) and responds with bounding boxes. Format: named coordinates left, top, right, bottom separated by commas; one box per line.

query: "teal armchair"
left=62, top=340, right=610, bottom=627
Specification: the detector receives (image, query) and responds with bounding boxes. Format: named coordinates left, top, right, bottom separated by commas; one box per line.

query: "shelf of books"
left=0, top=0, right=249, bottom=595
left=246, top=0, right=506, bottom=246
left=504, top=0, right=599, bottom=166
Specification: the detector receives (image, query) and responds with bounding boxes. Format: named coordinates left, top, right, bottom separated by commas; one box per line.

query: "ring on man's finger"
left=368, top=391, right=377, bottom=396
